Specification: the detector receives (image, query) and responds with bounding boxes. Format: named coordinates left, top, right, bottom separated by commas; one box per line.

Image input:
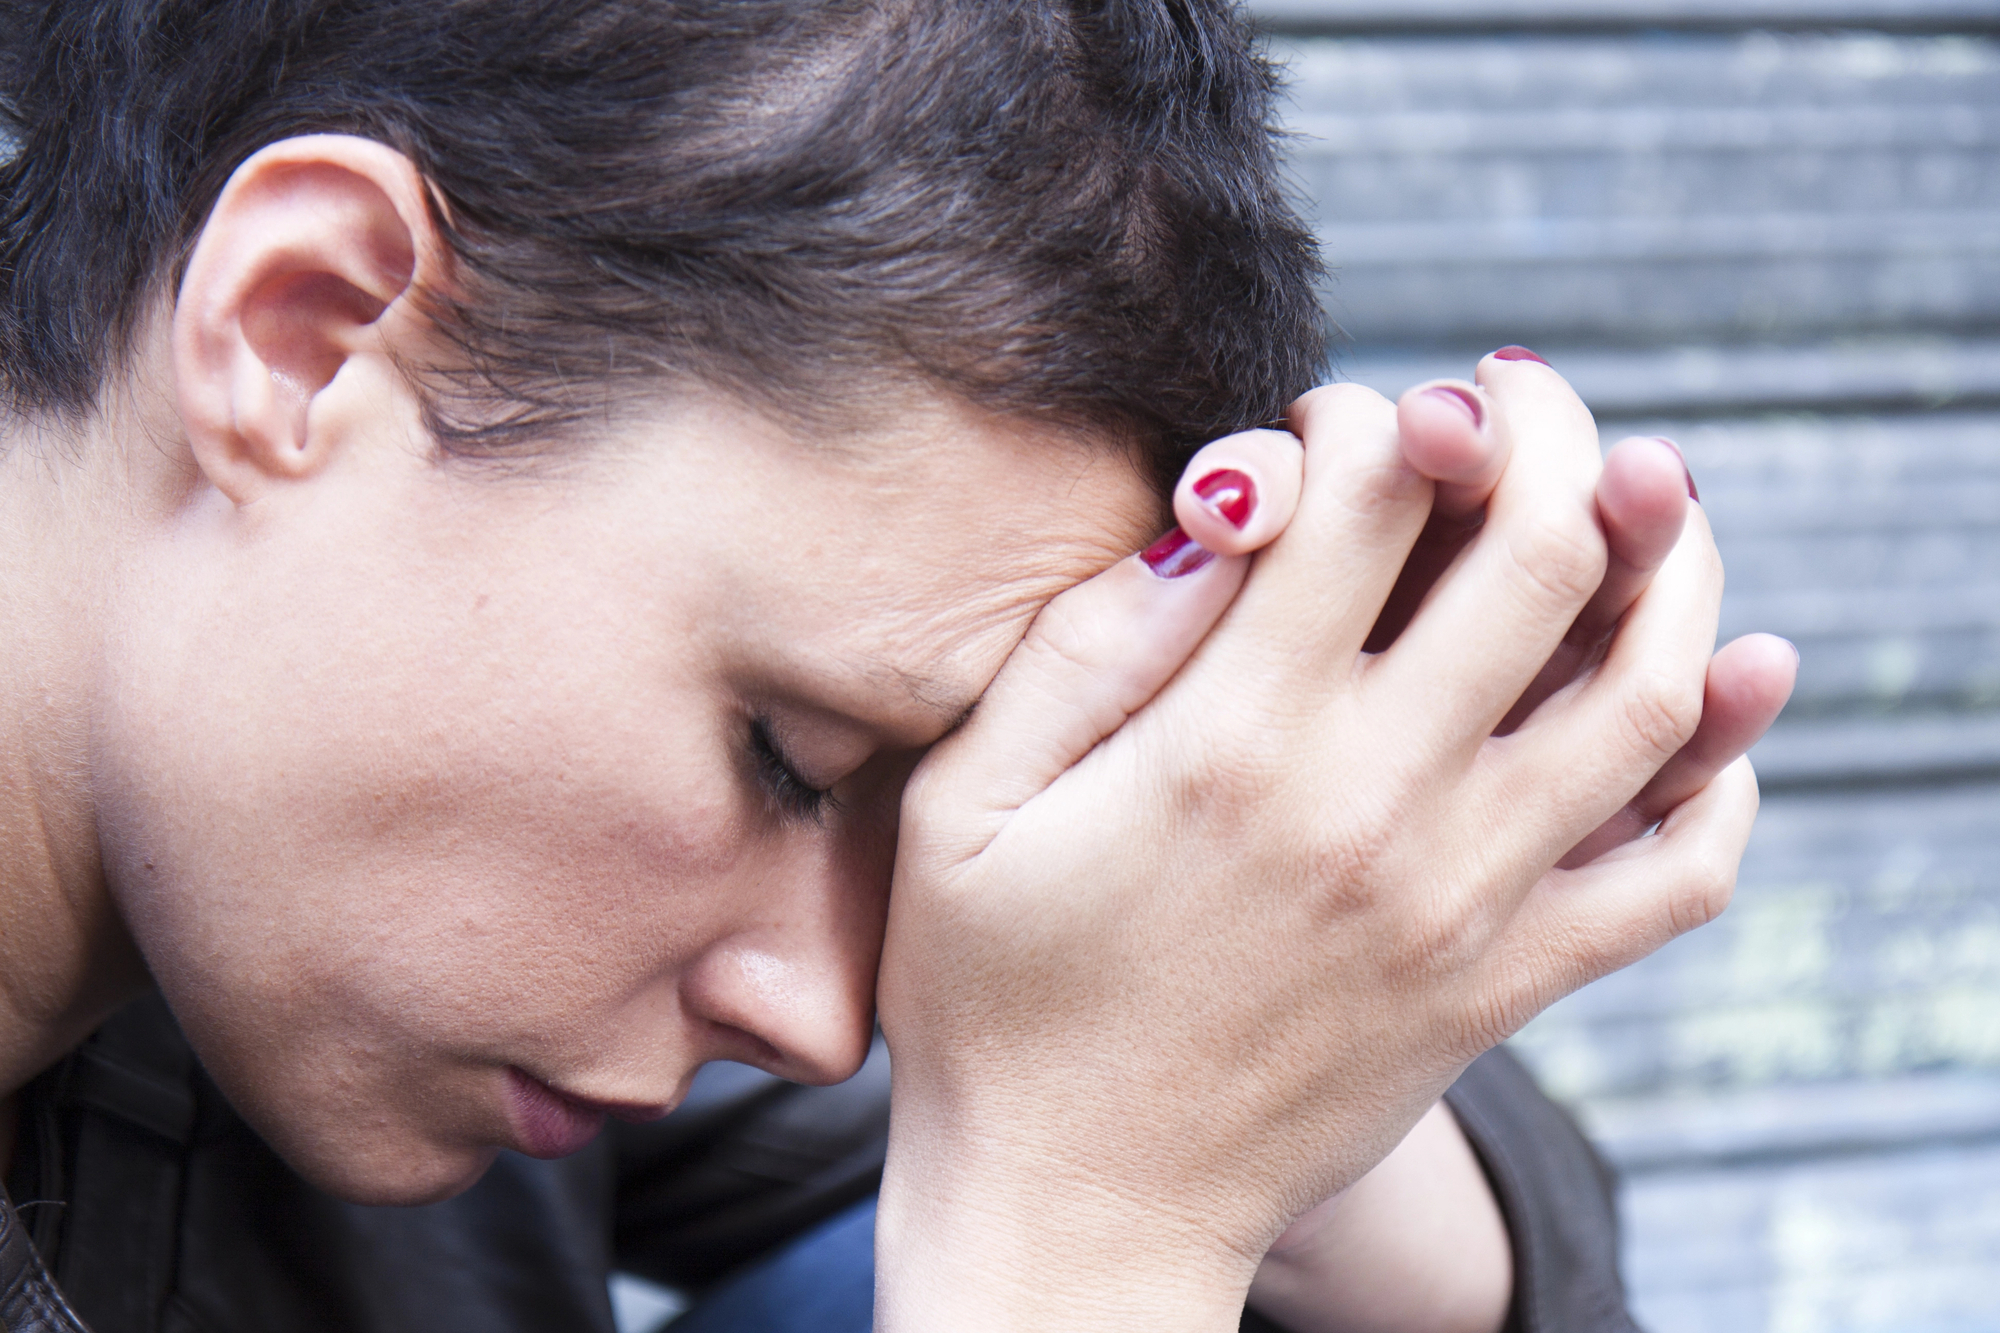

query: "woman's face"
left=92, top=387, right=1159, bottom=1204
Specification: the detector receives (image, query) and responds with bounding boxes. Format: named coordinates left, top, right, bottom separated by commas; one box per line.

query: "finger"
left=1203, top=384, right=1432, bottom=676
left=1492, top=434, right=1692, bottom=733
left=912, top=550, right=1250, bottom=856
left=1396, top=379, right=1505, bottom=519
left=1173, top=429, right=1306, bottom=557
left=1372, top=350, right=1606, bottom=744
left=1573, top=436, right=1693, bottom=639
left=914, top=435, right=1305, bottom=849
left=1362, top=378, right=1503, bottom=655
left=1558, top=634, right=1797, bottom=868
left=1360, top=506, right=1484, bottom=654
left=1484, top=503, right=1724, bottom=861
left=1487, top=758, right=1760, bottom=1014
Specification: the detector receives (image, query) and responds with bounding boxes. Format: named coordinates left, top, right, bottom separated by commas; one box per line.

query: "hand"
left=1390, top=374, right=1797, bottom=870
left=1240, top=365, right=1798, bottom=1333
left=874, top=355, right=1770, bottom=1331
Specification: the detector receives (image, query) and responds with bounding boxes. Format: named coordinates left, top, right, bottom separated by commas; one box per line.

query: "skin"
left=0, top=135, right=1796, bottom=1331
left=2, top=142, right=1163, bottom=1201
left=872, top=365, right=1793, bottom=1331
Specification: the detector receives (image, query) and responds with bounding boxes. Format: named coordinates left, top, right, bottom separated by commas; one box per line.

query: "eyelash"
left=749, top=716, right=836, bottom=825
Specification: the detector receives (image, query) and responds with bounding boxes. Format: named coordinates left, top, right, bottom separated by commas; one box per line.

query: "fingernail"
left=1492, top=345, right=1550, bottom=366
left=1653, top=436, right=1699, bottom=502
left=1784, top=638, right=1800, bottom=668
left=1141, top=526, right=1215, bottom=579
left=1193, top=468, right=1258, bottom=529
left=1420, top=384, right=1485, bottom=431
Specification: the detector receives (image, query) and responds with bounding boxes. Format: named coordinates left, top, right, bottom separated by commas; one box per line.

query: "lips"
left=506, top=1067, right=608, bottom=1159
left=504, top=1067, right=677, bottom=1159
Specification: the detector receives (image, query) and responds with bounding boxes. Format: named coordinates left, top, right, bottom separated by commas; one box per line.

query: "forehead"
left=638, top=390, right=1166, bottom=740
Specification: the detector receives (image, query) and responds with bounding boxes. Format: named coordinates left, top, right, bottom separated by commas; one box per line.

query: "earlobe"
left=173, top=136, right=438, bottom=504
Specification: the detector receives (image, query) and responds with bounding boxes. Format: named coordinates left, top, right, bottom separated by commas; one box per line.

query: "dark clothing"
left=1, top=995, right=1638, bottom=1333
left=1444, top=1048, right=1640, bottom=1333
left=0, top=1186, right=85, bottom=1333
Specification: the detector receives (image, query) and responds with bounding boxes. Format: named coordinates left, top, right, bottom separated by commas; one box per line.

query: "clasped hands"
left=874, top=353, right=1796, bottom=1331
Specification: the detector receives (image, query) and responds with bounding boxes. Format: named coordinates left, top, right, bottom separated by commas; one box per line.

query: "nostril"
left=713, top=1022, right=787, bottom=1071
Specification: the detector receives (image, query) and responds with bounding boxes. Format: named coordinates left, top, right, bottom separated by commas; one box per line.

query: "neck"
left=0, top=382, right=171, bottom=1102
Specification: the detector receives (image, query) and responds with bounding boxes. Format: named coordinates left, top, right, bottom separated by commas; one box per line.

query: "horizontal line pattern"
left=1251, top=0, right=2000, bottom=29
left=1278, top=12, right=2000, bottom=1327
left=1288, top=106, right=2000, bottom=153
left=1315, top=212, right=2000, bottom=264
left=1276, top=31, right=2000, bottom=339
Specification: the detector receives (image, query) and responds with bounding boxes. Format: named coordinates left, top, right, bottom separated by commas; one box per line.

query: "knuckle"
left=1356, top=863, right=1488, bottom=982
left=1027, top=595, right=1100, bottom=675
left=1670, top=858, right=1738, bottom=935
left=1264, top=791, right=1404, bottom=922
left=1296, top=389, right=1396, bottom=460
left=1332, top=441, right=1429, bottom=516
left=1401, top=893, right=1485, bottom=979
left=1619, top=667, right=1704, bottom=764
left=1169, top=741, right=1269, bottom=832
left=1014, top=598, right=1140, bottom=730
left=1294, top=382, right=1392, bottom=429
left=1298, top=826, right=1385, bottom=913
left=1505, top=509, right=1605, bottom=609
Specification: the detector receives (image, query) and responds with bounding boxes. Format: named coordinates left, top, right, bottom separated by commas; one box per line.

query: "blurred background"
left=1247, top=0, right=2000, bottom=1328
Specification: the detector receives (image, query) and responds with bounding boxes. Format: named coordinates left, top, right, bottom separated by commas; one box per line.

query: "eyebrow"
left=841, top=654, right=984, bottom=740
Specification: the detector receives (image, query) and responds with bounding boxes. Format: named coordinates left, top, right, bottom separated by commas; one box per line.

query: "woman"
left=0, top=1, right=1795, bottom=1330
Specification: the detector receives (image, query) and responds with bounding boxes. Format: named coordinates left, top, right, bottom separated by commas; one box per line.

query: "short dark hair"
left=0, top=0, right=1324, bottom=483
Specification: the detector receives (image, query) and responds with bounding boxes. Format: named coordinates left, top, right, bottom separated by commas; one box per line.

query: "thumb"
left=909, top=440, right=1300, bottom=861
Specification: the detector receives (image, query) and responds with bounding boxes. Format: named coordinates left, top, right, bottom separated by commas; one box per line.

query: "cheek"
left=88, top=480, right=911, bottom=1185
left=90, top=524, right=756, bottom=1079
left=100, top=704, right=757, bottom=1056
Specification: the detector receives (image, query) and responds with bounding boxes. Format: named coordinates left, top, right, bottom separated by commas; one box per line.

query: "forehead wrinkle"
left=843, top=550, right=1120, bottom=734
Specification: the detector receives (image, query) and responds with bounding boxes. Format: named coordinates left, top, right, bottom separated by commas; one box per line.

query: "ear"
left=173, top=135, right=444, bottom=505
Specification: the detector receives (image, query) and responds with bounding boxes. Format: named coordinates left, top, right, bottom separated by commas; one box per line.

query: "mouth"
left=504, top=1068, right=675, bottom=1159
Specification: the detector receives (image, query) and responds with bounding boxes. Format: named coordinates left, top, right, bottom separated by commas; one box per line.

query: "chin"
left=274, top=1125, right=502, bottom=1207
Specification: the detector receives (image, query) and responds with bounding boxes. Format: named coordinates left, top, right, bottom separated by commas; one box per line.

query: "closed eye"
left=749, top=715, right=837, bottom=825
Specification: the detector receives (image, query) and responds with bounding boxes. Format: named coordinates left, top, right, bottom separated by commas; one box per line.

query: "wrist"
left=874, top=1100, right=1260, bottom=1333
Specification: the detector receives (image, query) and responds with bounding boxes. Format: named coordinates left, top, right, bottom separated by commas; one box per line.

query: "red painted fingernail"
left=1421, top=384, right=1484, bottom=430
left=1193, top=468, right=1257, bottom=529
left=1653, top=437, right=1699, bottom=502
left=1492, top=345, right=1550, bottom=366
left=1141, top=526, right=1214, bottom=579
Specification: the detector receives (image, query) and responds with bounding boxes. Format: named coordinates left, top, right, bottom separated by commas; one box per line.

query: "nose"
left=678, top=835, right=889, bottom=1084
left=677, top=794, right=898, bottom=1085
left=681, top=925, right=881, bottom=1084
